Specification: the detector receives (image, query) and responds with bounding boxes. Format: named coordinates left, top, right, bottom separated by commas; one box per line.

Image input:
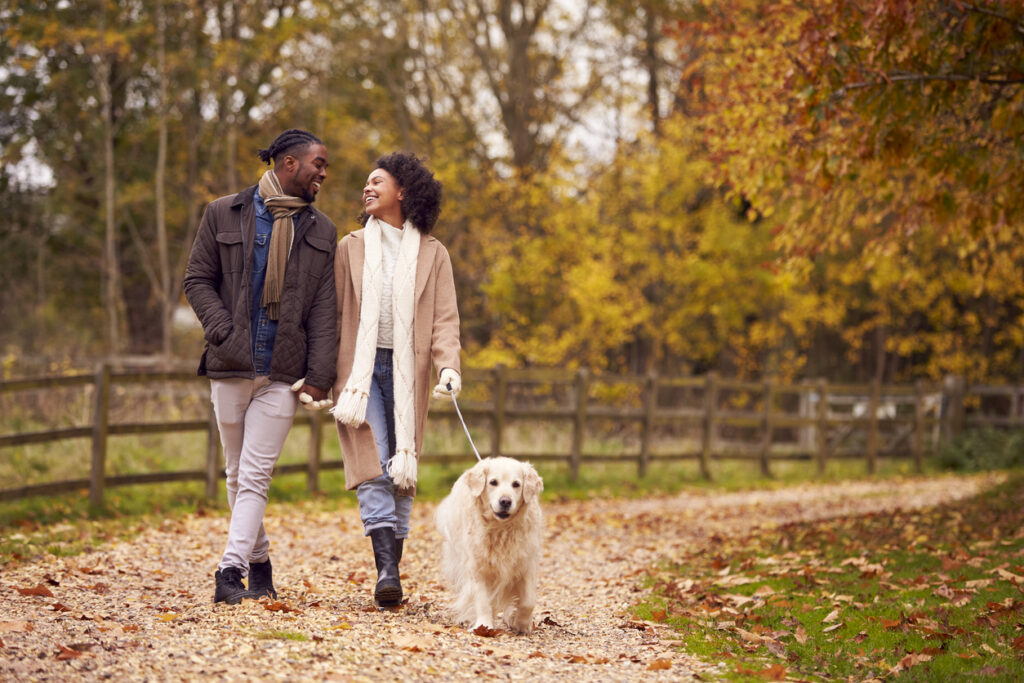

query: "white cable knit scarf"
left=331, top=216, right=421, bottom=489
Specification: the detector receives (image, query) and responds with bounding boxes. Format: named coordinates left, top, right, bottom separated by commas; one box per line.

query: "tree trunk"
left=98, top=42, right=122, bottom=356
left=155, top=0, right=171, bottom=356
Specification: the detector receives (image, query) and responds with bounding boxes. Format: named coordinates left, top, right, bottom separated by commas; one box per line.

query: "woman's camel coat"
left=332, top=229, right=461, bottom=494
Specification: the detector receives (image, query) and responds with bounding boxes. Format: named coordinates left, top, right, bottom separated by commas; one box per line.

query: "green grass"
left=253, top=630, right=310, bottom=641
left=635, top=471, right=1024, bottom=681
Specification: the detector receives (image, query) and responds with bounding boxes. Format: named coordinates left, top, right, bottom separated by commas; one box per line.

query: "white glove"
left=289, top=378, right=334, bottom=411
left=432, top=368, right=461, bottom=399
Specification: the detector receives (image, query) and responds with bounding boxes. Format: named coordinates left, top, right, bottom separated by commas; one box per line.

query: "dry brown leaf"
left=0, top=621, right=34, bottom=633
left=55, top=645, right=85, bottom=660
left=648, top=658, right=672, bottom=670
left=994, top=568, right=1024, bottom=583
left=16, top=584, right=54, bottom=598
left=51, top=602, right=70, bottom=612
left=264, top=601, right=303, bottom=614
left=822, top=608, right=840, bottom=623
left=392, top=633, right=437, bottom=652
left=756, top=663, right=787, bottom=680
left=527, top=650, right=547, bottom=658
left=472, top=624, right=501, bottom=638
left=794, top=625, right=807, bottom=645
left=822, top=622, right=843, bottom=633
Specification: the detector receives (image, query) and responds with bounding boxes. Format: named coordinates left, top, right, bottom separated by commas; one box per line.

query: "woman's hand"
left=290, top=378, right=333, bottom=410
left=431, top=368, right=461, bottom=399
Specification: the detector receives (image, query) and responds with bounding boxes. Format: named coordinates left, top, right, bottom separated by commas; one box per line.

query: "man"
left=184, top=129, right=338, bottom=604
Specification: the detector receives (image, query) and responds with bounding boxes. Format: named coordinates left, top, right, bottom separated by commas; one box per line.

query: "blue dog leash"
left=447, top=382, right=482, bottom=462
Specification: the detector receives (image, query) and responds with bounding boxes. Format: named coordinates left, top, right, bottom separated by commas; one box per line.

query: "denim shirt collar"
left=253, top=188, right=269, bottom=219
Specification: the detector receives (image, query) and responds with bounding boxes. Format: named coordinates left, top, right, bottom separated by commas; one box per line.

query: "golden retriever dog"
left=434, top=456, right=543, bottom=634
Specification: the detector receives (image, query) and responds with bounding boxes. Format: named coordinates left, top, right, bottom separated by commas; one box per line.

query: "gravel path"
left=0, top=473, right=1001, bottom=682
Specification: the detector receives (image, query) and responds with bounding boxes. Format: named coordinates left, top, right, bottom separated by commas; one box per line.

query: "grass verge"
left=635, top=471, right=1024, bottom=681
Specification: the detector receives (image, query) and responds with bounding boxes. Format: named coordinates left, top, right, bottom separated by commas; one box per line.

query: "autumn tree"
left=681, top=0, right=1024, bottom=381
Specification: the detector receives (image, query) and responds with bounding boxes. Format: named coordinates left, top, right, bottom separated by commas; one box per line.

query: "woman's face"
left=363, top=168, right=402, bottom=224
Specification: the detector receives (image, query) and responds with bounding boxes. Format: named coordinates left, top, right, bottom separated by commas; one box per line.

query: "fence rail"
left=1, top=364, right=1020, bottom=504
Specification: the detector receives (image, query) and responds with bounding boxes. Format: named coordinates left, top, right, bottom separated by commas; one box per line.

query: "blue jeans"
left=357, top=348, right=414, bottom=538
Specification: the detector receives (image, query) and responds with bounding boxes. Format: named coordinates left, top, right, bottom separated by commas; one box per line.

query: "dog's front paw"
left=511, top=617, right=533, bottom=634
left=505, top=608, right=534, bottom=634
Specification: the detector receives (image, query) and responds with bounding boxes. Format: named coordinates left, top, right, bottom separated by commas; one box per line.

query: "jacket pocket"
left=216, top=230, right=244, bottom=274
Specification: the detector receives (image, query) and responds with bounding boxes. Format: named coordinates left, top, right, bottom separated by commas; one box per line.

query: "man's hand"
left=290, top=378, right=333, bottom=411
left=431, top=368, right=461, bottom=399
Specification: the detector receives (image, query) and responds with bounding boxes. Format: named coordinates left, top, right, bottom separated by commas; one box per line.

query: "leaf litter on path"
left=0, top=473, right=1000, bottom=681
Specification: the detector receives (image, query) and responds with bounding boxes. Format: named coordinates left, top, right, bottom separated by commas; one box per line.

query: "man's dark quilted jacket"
left=183, top=185, right=339, bottom=391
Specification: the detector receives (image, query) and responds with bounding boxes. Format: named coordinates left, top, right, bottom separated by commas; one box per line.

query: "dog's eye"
left=512, top=481, right=521, bottom=488
left=489, top=479, right=498, bottom=486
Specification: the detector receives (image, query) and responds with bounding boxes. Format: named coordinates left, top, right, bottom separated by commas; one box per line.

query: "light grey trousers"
left=210, top=377, right=297, bottom=574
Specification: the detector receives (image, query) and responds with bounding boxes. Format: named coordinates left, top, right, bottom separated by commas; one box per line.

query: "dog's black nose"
left=499, top=497, right=512, bottom=510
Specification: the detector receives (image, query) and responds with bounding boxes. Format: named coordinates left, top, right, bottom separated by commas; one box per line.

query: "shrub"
left=936, top=427, right=1024, bottom=471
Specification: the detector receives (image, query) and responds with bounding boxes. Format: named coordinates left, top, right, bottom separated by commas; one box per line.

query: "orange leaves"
left=263, top=601, right=303, bottom=614
left=15, top=584, right=54, bottom=598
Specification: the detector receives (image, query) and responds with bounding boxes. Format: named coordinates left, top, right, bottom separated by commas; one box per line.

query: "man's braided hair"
left=257, top=129, right=323, bottom=165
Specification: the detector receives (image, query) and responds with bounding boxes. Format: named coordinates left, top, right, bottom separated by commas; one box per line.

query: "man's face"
left=280, top=143, right=328, bottom=202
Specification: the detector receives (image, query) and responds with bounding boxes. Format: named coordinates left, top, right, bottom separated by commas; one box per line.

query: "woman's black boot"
left=369, top=527, right=402, bottom=608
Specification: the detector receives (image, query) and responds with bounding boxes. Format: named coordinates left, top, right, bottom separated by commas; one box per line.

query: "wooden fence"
left=1, top=364, right=1021, bottom=505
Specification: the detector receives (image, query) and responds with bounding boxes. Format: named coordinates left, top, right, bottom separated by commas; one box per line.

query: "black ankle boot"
left=248, top=558, right=277, bottom=600
left=369, top=527, right=402, bottom=608
left=214, top=566, right=255, bottom=604
left=396, top=537, right=404, bottom=565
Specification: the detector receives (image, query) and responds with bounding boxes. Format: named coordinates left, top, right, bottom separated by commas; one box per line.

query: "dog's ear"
left=465, top=460, right=488, bottom=498
left=522, top=462, right=543, bottom=502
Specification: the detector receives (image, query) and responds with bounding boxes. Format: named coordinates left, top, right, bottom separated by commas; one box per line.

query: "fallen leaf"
left=794, top=625, right=807, bottom=645
left=264, top=601, right=303, bottom=614
left=472, top=624, right=501, bottom=638
left=540, top=616, right=562, bottom=627
left=55, top=645, right=85, bottom=660
left=158, top=613, right=179, bottom=621
left=527, top=650, right=547, bottom=658
left=16, top=584, right=54, bottom=598
left=822, top=608, right=840, bottom=623
left=51, top=603, right=70, bottom=612
left=822, top=622, right=843, bottom=633
left=648, top=658, right=672, bottom=670
left=392, top=633, right=436, bottom=652
left=756, top=663, right=787, bottom=680
left=0, top=621, right=34, bottom=633
left=994, top=568, right=1024, bottom=584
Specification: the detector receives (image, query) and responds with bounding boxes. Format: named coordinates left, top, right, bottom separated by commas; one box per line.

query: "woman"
left=331, top=152, right=462, bottom=608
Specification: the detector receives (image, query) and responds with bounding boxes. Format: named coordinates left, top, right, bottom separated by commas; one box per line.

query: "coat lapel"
left=415, top=237, right=437, bottom=303
left=349, top=231, right=365, bottom=308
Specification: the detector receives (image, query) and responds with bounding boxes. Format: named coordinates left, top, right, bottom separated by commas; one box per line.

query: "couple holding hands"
left=183, top=128, right=461, bottom=609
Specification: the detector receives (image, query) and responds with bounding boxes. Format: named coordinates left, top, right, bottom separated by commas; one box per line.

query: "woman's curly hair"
left=359, top=152, right=442, bottom=234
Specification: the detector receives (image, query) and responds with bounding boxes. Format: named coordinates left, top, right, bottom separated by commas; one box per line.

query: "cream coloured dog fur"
left=434, top=456, right=544, bottom=634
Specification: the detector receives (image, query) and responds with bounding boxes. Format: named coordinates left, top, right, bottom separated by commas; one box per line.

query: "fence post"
left=942, top=374, right=966, bottom=441
left=205, top=399, right=219, bottom=501
left=912, top=379, right=925, bottom=473
left=307, top=411, right=322, bottom=493
left=700, top=372, right=718, bottom=481
left=639, top=371, right=657, bottom=478
left=815, top=378, right=827, bottom=474
left=570, top=368, right=588, bottom=482
left=493, top=365, right=506, bottom=457
left=89, top=363, right=111, bottom=508
left=760, top=378, right=774, bottom=478
left=866, top=377, right=880, bottom=474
